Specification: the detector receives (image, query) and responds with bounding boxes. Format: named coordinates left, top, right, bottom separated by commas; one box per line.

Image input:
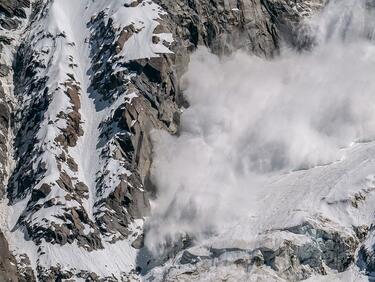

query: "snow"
left=306, top=266, right=368, bottom=282
left=1, top=0, right=173, bottom=279
left=144, top=0, right=375, bottom=280
left=203, top=141, right=375, bottom=248
left=9, top=221, right=142, bottom=278
left=125, top=92, right=139, bottom=104
left=1, top=0, right=374, bottom=280
left=111, top=0, right=173, bottom=61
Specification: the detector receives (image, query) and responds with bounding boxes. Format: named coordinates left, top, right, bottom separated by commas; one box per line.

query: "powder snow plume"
left=144, top=0, right=375, bottom=253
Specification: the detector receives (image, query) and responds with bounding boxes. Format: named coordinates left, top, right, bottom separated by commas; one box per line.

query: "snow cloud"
left=144, top=0, right=375, bottom=253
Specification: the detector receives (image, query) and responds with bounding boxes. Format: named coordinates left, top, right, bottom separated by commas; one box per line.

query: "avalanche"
left=145, top=0, right=375, bottom=280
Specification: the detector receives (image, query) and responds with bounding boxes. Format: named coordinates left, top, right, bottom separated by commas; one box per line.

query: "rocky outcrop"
left=145, top=218, right=362, bottom=281
left=155, top=0, right=325, bottom=61
left=357, top=225, right=375, bottom=275
left=87, top=8, right=180, bottom=245
left=0, top=0, right=32, bottom=280
left=0, top=0, right=29, bottom=30
left=0, top=0, right=30, bottom=200
left=0, top=82, right=10, bottom=200
left=0, top=231, right=18, bottom=282
left=0, top=0, right=29, bottom=18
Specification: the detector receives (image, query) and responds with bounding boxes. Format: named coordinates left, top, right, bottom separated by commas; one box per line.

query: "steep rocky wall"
left=156, top=0, right=324, bottom=60
left=0, top=0, right=33, bottom=281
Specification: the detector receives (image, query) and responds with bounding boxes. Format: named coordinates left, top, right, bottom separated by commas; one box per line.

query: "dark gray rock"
left=0, top=231, right=19, bottom=282
left=0, top=0, right=30, bottom=18
left=0, top=63, right=9, bottom=77
left=0, top=17, right=21, bottom=30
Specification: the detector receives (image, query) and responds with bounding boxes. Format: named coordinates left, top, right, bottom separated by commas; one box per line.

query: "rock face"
left=156, top=0, right=324, bottom=60
left=0, top=0, right=372, bottom=281
left=0, top=231, right=18, bottom=282
left=141, top=216, right=365, bottom=281
left=0, top=0, right=33, bottom=280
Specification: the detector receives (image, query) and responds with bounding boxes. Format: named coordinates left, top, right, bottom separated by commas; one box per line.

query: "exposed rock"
left=0, top=17, right=21, bottom=30
left=30, top=183, right=51, bottom=202
left=145, top=219, right=361, bottom=281
left=0, top=64, right=9, bottom=76
left=0, top=231, right=18, bottom=282
left=132, top=234, right=145, bottom=249
left=0, top=0, right=30, bottom=18
left=284, top=221, right=358, bottom=272
left=155, top=0, right=325, bottom=59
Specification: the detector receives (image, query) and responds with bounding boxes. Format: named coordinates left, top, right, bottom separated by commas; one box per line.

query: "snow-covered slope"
left=1, top=0, right=374, bottom=281
left=0, top=0, right=177, bottom=280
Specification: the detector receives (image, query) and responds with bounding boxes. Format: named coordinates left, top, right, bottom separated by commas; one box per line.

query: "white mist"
left=145, top=0, right=375, bottom=254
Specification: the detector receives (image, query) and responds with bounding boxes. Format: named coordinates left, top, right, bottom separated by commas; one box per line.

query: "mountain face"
left=1, top=0, right=375, bottom=281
